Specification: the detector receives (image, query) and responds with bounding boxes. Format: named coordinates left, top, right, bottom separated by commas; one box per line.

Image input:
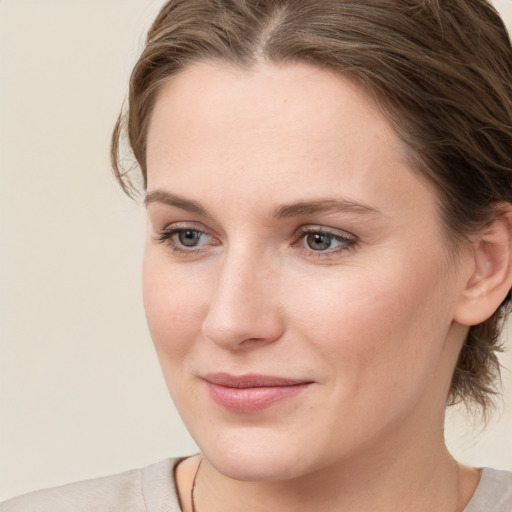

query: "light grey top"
left=1, top=458, right=511, bottom=511
left=464, top=466, right=512, bottom=512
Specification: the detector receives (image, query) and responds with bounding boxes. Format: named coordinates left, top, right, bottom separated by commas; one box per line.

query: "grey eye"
left=305, top=232, right=334, bottom=251
left=177, top=230, right=204, bottom=247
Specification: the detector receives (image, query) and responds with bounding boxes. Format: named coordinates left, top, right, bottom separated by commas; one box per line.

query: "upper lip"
left=203, top=372, right=312, bottom=388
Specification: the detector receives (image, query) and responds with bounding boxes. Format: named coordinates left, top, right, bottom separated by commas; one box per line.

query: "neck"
left=191, top=428, right=466, bottom=512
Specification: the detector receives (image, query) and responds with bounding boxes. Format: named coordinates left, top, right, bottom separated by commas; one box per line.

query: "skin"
left=143, top=61, right=490, bottom=511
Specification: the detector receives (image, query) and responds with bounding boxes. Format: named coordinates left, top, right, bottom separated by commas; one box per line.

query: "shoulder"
left=465, top=467, right=512, bottom=512
left=0, top=458, right=183, bottom=512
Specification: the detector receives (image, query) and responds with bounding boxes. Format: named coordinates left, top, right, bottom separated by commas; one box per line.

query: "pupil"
left=178, top=230, right=201, bottom=247
left=307, top=233, right=332, bottom=251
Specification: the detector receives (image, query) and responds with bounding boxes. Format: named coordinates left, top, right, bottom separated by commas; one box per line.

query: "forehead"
left=147, top=60, right=401, bottom=162
left=145, top=61, right=436, bottom=223
left=149, top=62, right=399, bottom=150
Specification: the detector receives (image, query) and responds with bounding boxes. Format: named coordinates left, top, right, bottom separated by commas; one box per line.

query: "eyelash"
left=155, top=225, right=357, bottom=258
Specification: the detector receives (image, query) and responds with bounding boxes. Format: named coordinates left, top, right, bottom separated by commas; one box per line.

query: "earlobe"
left=454, top=205, right=512, bottom=327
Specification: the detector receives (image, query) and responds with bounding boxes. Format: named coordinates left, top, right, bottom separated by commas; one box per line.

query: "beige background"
left=1, top=0, right=511, bottom=501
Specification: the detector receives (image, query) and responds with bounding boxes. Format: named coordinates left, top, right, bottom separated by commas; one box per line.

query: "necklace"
left=190, top=456, right=203, bottom=512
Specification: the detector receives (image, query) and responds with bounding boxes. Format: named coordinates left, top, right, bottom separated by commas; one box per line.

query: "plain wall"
left=1, top=0, right=511, bottom=501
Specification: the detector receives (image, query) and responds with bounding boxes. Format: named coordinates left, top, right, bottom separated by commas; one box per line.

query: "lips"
left=203, top=373, right=312, bottom=413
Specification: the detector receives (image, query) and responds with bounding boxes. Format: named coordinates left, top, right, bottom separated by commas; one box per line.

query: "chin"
left=191, top=424, right=325, bottom=482
left=204, top=446, right=307, bottom=482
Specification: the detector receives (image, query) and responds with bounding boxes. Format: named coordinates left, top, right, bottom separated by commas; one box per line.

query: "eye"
left=176, top=229, right=205, bottom=247
left=155, top=225, right=217, bottom=255
left=305, top=232, right=337, bottom=251
left=296, top=227, right=357, bottom=255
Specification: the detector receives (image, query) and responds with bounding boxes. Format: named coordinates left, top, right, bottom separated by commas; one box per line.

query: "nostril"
left=201, top=304, right=284, bottom=350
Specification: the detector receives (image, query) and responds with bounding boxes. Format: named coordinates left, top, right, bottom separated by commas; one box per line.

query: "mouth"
left=202, top=373, right=313, bottom=413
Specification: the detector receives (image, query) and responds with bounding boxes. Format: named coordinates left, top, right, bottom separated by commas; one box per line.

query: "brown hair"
left=112, top=0, right=512, bottom=412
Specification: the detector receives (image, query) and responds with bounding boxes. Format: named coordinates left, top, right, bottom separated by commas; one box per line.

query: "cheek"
left=142, top=249, right=209, bottom=361
left=289, top=259, right=456, bottom=398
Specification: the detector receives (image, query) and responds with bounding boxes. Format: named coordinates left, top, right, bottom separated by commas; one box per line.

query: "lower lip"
left=206, top=382, right=311, bottom=413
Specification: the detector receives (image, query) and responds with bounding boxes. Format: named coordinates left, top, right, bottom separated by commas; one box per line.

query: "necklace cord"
left=190, top=456, right=203, bottom=512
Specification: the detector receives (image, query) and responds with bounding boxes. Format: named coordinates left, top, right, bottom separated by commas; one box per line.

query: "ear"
left=454, top=205, right=512, bottom=326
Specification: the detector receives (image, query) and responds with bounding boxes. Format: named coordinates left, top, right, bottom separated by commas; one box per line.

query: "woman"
left=2, top=0, right=512, bottom=510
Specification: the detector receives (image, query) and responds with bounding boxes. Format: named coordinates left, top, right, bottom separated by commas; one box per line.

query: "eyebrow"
left=145, top=190, right=380, bottom=219
left=145, top=190, right=209, bottom=217
left=272, top=199, right=380, bottom=219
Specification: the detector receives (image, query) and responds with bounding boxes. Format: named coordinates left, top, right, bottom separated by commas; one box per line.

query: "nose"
left=201, top=249, right=285, bottom=350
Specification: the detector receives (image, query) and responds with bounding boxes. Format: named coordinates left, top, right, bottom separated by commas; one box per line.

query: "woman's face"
left=143, top=62, right=471, bottom=480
